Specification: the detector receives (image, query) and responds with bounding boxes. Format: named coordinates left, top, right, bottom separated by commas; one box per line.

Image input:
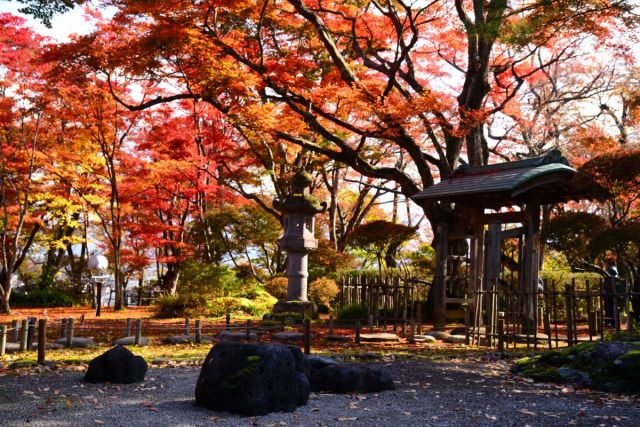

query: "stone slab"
left=215, top=331, right=257, bottom=342
left=413, top=335, right=437, bottom=343
left=325, top=335, right=350, bottom=342
left=444, top=334, right=467, bottom=344
left=359, top=333, right=400, bottom=342
left=426, top=331, right=451, bottom=341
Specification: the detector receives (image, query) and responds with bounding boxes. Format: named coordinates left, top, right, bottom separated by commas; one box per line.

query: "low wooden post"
left=95, top=282, right=102, bottom=317
left=20, top=319, right=28, bottom=352
left=184, top=317, right=190, bottom=335
left=134, top=319, right=142, bottom=345
left=497, top=313, right=505, bottom=356
left=225, top=311, right=231, bottom=330
left=60, top=318, right=67, bottom=339
left=355, top=320, right=361, bottom=344
left=26, top=317, right=36, bottom=350
left=0, top=325, right=7, bottom=356
left=401, top=306, right=407, bottom=334
left=416, top=304, right=422, bottom=335
left=303, top=318, right=311, bottom=355
left=195, top=320, right=202, bottom=344
left=11, top=320, right=18, bottom=342
left=565, top=285, right=574, bottom=346
left=125, top=318, right=132, bottom=336
left=37, top=319, right=47, bottom=364
left=328, top=315, right=334, bottom=336
left=368, top=314, right=374, bottom=332
left=66, top=318, right=75, bottom=348
left=245, top=320, right=252, bottom=340
left=464, top=304, right=471, bottom=345
left=408, top=319, right=415, bottom=344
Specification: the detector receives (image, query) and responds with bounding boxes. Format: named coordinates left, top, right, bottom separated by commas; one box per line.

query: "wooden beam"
left=479, top=211, right=526, bottom=224
left=501, top=226, right=525, bottom=239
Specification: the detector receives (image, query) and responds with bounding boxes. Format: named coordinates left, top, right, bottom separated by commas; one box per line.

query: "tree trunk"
left=162, top=263, right=180, bottom=295
left=0, top=273, right=11, bottom=315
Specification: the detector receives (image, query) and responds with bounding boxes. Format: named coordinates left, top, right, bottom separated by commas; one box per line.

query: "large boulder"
left=84, top=345, right=148, bottom=384
left=513, top=341, right=640, bottom=393
left=305, top=354, right=394, bottom=393
left=195, top=342, right=309, bottom=415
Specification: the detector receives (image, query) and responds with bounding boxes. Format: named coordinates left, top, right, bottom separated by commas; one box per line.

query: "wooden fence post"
left=565, top=285, right=574, bottom=346
left=328, top=315, right=334, bottom=336
left=60, top=318, right=67, bottom=339
left=225, top=311, right=231, bottom=330
left=135, top=319, right=142, bottom=345
left=416, top=304, right=422, bottom=335
left=195, top=320, right=202, bottom=344
left=0, top=325, right=6, bottom=356
left=355, top=320, right=361, bottom=344
left=20, top=319, right=28, bottom=352
left=125, top=318, right=132, bottom=336
left=303, top=318, right=311, bottom=355
left=408, top=319, right=415, bottom=344
left=497, top=313, right=505, bottom=356
left=95, top=282, right=102, bottom=317
left=184, top=317, right=190, bottom=335
left=245, top=320, right=252, bottom=340
left=66, top=318, right=74, bottom=348
left=368, top=314, right=374, bottom=332
left=37, top=319, right=47, bottom=364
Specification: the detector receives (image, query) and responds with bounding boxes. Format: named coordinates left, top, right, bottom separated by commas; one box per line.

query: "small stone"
left=272, top=332, right=305, bottom=341
left=113, top=336, right=150, bottom=346
left=308, top=364, right=394, bottom=393
left=55, top=337, right=96, bottom=348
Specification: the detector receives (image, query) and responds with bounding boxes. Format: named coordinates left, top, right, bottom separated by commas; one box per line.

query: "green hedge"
left=10, top=289, right=74, bottom=307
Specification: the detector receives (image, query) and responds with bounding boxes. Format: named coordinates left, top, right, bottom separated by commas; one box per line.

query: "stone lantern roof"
left=273, top=171, right=327, bottom=214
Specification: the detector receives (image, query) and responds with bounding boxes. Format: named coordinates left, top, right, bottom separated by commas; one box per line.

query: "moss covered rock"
left=513, top=341, right=640, bottom=394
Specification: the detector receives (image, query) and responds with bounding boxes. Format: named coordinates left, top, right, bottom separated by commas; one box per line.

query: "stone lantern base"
left=272, top=300, right=317, bottom=318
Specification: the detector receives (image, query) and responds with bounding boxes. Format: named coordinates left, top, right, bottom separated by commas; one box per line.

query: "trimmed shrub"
left=308, top=277, right=340, bottom=312
left=10, top=289, right=74, bottom=308
left=264, top=277, right=288, bottom=300
left=155, top=295, right=187, bottom=318
left=336, top=303, right=367, bottom=321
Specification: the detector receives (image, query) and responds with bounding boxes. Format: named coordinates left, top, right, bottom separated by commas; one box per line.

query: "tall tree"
left=52, top=1, right=636, bottom=232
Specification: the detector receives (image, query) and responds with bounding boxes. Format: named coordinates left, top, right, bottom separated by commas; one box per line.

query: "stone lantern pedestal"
left=272, top=172, right=327, bottom=317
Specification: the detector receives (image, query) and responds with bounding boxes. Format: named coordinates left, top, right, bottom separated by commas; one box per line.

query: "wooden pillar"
left=433, top=222, right=449, bottom=331
left=484, top=222, right=502, bottom=345
left=469, top=223, right=484, bottom=330
left=522, top=203, right=541, bottom=333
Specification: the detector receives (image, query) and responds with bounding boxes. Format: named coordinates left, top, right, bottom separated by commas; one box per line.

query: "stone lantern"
left=273, top=171, right=327, bottom=315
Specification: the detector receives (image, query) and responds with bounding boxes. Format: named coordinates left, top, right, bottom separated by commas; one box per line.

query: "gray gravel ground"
left=1, top=357, right=638, bottom=427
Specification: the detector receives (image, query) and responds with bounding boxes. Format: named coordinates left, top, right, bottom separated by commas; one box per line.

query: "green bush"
left=264, top=277, right=288, bottom=300
left=10, top=289, right=74, bottom=308
left=265, top=311, right=304, bottom=324
left=337, top=303, right=368, bottom=321
left=308, top=277, right=340, bottom=312
left=155, top=295, right=187, bottom=318
left=154, top=283, right=277, bottom=319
